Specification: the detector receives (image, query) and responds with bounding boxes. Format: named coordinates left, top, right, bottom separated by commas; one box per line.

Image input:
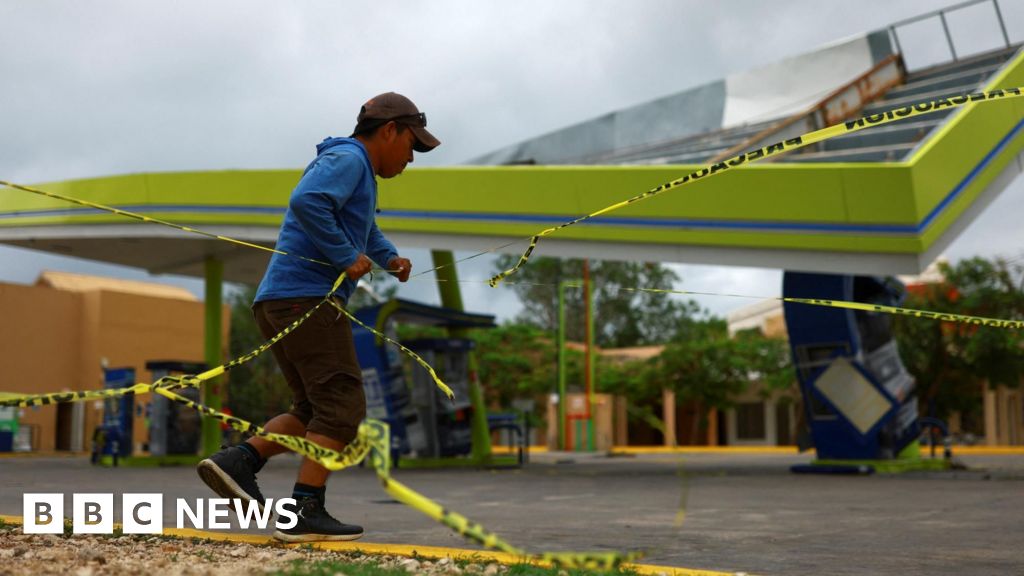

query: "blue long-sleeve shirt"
left=254, top=137, right=398, bottom=303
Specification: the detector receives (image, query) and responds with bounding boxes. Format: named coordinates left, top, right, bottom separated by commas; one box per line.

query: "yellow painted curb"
left=3, top=445, right=1021, bottom=457
left=610, top=445, right=1024, bottom=455
left=489, top=445, right=548, bottom=454
left=610, top=445, right=799, bottom=454
left=0, top=514, right=736, bottom=575
left=944, top=446, right=1024, bottom=455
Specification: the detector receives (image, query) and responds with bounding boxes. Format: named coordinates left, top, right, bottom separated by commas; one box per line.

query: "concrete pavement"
left=2, top=449, right=1022, bottom=575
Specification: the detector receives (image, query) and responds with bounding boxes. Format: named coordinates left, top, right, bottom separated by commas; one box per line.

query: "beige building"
left=0, top=271, right=229, bottom=452
left=550, top=301, right=796, bottom=448
left=598, top=344, right=723, bottom=447
left=726, top=299, right=798, bottom=447
left=983, top=386, right=1024, bottom=446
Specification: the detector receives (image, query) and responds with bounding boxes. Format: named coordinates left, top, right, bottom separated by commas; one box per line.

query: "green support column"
left=202, top=256, right=224, bottom=456
left=430, top=250, right=492, bottom=462
left=585, top=264, right=596, bottom=452
left=557, top=281, right=568, bottom=451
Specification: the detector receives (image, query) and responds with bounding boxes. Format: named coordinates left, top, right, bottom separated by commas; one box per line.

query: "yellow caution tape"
left=191, top=271, right=351, bottom=383
left=0, top=283, right=335, bottom=409
left=0, top=268, right=632, bottom=565
left=613, top=286, right=1024, bottom=330
left=0, top=179, right=495, bottom=281
left=6, top=85, right=1019, bottom=569
left=203, top=273, right=451, bottom=400
left=0, top=376, right=209, bottom=409
left=185, top=393, right=638, bottom=568
left=328, top=299, right=454, bottom=400
left=783, top=296, right=1024, bottom=329
left=0, top=179, right=331, bottom=269
left=0, top=273, right=454, bottom=406
left=3, top=375, right=636, bottom=567
left=155, top=386, right=375, bottom=470
left=7, top=89, right=1020, bottom=351
left=0, top=193, right=625, bottom=562
left=0, top=382, right=151, bottom=408
left=489, top=86, right=1024, bottom=286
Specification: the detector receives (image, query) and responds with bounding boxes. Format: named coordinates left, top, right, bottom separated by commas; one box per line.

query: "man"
left=197, top=92, right=440, bottom=542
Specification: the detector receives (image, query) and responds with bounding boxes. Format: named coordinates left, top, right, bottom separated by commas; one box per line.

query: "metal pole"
left=576, top=419, right=583, bottom=452
left=992, top=0, right=1011, bottom=49
left=583, top=260, right=595, bottom=452
left=939, top=11, right=958, bottom=62
left=889, top=26, right=903, bottom=58
left=557, top=280, right=568, bottom=451
left=202, top=257, right=223, bottom=457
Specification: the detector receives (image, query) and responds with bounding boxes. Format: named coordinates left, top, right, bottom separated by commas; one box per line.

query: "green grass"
left=195, top=549, right=217, bottom=562
left=273, top=559, right=406, bottom=576
left=505, top=565, right=639, bottom=576
left=0, top=517, right=638, bottom=576
left=272, top=558, right=640, bottom=576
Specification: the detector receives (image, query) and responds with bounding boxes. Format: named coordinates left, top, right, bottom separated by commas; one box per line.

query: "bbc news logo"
left=22, top=494, right=298, bottom=534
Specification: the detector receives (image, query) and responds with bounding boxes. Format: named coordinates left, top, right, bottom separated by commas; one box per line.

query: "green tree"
left=893, top=256, right=1024, bottom=431
left=493, top=255, right=698, bottom=347
left=596, top=355, right=659, bottom=402
left=225, top=286, right=291, bottom=426
left=471, top=323, right=561, bottom=408
left=595, top=355, right=665, bottom=434
left=649, top=320, right=794, bottom=442
left=732, top=327, right=796, bottom=399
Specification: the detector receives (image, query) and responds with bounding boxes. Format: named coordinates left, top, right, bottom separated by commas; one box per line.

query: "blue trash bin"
left=0, top=430, right=13, bottom=452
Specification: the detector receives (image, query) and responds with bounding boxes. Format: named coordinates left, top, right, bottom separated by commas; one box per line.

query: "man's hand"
left=345, top=254, right=373, bottom=282
left=388, top=256, right=412, bottom=282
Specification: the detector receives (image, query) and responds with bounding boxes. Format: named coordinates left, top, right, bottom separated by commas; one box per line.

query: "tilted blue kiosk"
left=351, top=298, right=496, bottom=467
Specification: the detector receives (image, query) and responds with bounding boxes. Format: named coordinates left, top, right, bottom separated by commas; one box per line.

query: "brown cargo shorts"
left=253, top=297, right=366, bottom=444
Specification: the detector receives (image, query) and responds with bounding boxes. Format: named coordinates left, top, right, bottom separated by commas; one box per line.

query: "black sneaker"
left=197, top=445, right=267, bottom=512
left=273, top=495, right=364, bottom=542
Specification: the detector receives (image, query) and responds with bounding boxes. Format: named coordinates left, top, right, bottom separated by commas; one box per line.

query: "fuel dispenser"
left=93, top=367, right=135, bottom=463
left=402, top=338, right=474, bottom=458
left=352, top=298, right=494, bottom=465
left=783, top=272, right=920, bottom=462
left=146, top=360, right=207, bottom=456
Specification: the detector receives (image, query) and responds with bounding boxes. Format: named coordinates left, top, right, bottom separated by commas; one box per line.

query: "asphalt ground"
left=2, top=449, right=1022, bottom=576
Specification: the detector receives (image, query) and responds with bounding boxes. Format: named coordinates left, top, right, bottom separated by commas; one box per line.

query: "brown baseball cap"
left=351, top=92, right=441, bottom=153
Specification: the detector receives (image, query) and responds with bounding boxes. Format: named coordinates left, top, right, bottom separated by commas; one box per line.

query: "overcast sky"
left=2, top=0, right=1023, bottom=322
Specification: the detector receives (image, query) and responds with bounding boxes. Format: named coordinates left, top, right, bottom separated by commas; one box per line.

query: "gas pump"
left=402, top=338, right=474, bottom=458
left=352, top=298, right=494, bottom=465
left=146, top=360, right=206, bottom=456
left=783, top=272, right=920, bottom=462
left=93, top=367, right=135, bottom=465
left=0, top=406, right=18, bottom=453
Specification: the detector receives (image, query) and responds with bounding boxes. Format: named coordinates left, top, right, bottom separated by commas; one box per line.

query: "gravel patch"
left=0, top=523, right=512, bottom=576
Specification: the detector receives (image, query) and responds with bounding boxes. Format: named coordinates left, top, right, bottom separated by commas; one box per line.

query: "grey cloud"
left=2, top=0, right=1023, bottom=320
